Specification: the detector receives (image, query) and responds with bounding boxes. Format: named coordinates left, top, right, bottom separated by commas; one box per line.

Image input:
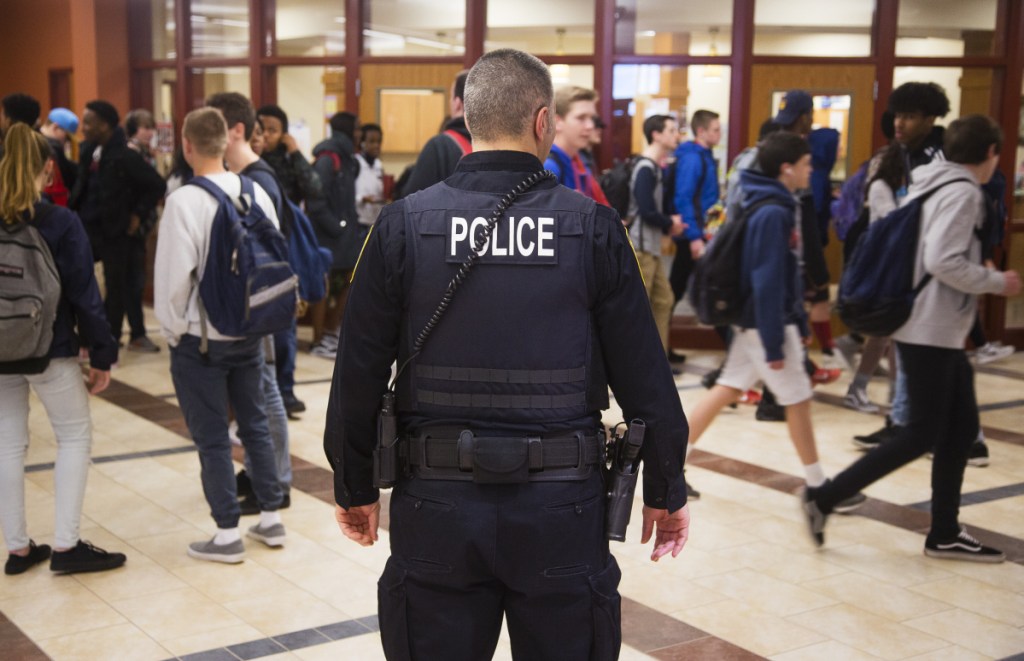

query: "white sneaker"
left=320, top=333, right=340, bottom=350
left=228, top=421, right=241, bottom=447
left=310, top=342, right=337, bottom=360
left=843, top=387, right=880, bottom=414
left=974, top=343, right=1015, bottom=365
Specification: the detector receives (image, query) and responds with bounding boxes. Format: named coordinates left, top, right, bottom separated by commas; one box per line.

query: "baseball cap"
left=773, top=90, right=813, bottom=127
left=48, top=108, right=79, bottom=134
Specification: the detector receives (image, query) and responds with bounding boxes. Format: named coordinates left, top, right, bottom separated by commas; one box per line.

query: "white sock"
left=804, top=462, right=827, bottom=488
left=214, top=527, right=241, bottom=545
left=260, top=510, right=282, bottom=527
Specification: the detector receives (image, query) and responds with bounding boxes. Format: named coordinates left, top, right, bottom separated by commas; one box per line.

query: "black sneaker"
left=236, top=470, right=253, bottom=498
left=685, top=480, right=701, bottom=501
left=967, top=440, right=989, bottom=467
left=700, top=367, right=721, bottom=390
left=282, top=392, right=306, bottom=416
left=800, top=486, right=827, bottom=547
left=50, top=541, right=126, bottom=574
left=755, top=398, right=786, bottom=422
left=668, top=350, right=687, bottom=365
left=924, top=528, right=1004, bottom=563
left=832, top=491, right=868, bottom=514
left=239, top=492, right=291, bottom=516
left=853, top=422, right=901, bottom=451
left=5, top=540, right=51, bottom=575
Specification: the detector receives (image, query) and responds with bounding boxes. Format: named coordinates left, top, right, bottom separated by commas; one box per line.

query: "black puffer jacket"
left=308, top=132, right=363, bottom=270
left=68, top=127, right=166, bottom=255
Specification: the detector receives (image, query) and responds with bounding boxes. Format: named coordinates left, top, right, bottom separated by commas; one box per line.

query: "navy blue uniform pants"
left=379, top=471, right=621, bottom=661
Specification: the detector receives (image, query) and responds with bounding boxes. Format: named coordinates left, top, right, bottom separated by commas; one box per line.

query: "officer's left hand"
left=335, top=502, right=381, bottom=546
left=641, top=504, right=690, bottom=562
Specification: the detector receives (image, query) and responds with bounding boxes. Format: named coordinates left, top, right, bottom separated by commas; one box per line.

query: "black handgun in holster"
left=605, top=419, right=645, bottom=542
left=373, top=391, right=400, bottom=488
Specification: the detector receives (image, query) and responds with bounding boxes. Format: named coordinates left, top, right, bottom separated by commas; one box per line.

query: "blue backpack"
left=284, top=198, right=333, bottom=304
left=837, top=178, right=971, bottom=337
left=188, top=176, right=297, bottom=349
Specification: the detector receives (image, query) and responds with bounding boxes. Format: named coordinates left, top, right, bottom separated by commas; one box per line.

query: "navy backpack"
left=837, top=178, right=971, bottom=337
left=188, top=175, right=297, bottom=349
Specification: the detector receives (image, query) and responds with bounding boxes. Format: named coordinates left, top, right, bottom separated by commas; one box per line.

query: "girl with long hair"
left=0, top=123, right=125, bottom=575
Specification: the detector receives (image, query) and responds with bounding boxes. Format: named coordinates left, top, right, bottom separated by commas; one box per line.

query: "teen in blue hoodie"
left=680, top=133, right=865, bottom=508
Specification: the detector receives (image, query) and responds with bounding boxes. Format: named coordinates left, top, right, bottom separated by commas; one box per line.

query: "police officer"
left=325, top=48, right=691, bottom=661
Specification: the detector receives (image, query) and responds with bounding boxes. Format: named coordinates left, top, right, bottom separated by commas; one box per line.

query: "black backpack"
left=599, top=156, right=639, bottom=219
left=689, top=199, right=773, bottom=326
left=837, top=178, right=971, bottom=337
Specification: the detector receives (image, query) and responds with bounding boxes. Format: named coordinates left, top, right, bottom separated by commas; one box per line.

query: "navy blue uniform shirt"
left=324, top=150, right=688, bottom=513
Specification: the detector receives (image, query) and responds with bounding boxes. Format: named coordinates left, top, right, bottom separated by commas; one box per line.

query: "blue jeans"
left=273, top=320, right=298, bottom=397
left=170, top=335, right=282, bottom=529
left=890, top=350, right=909, bottom=427
left=244, top=359, right=292, bottom=490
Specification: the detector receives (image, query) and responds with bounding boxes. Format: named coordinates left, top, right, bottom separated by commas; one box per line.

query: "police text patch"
left=446, top=213, right=558, bottom=265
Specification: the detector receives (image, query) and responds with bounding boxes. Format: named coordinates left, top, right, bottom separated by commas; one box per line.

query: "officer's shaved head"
left=464, top=48, right=553, bottom=144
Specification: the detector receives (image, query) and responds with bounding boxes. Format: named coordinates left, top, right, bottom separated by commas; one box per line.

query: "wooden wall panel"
left=358, top=63, right=464, bottom=149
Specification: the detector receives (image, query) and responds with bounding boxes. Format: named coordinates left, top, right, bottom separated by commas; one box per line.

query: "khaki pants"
left=636, top=251, right=673, bottom=352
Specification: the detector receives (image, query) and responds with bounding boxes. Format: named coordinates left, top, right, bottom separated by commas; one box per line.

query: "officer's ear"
left=534, top=105, right=555, bottom=156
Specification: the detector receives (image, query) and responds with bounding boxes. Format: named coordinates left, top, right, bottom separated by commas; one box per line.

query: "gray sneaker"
left=800, top=486, right=827, bottom=547
left=188, top=537, right=245, bottom=564
left=247, top=522, right=286, bottom=548
left=843, top=387, right=880, bottom=414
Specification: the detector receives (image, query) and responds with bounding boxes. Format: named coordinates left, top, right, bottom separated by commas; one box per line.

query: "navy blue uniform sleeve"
left=53, top=210, right=118, bottom=370
left=632, top=165, right=672, bottom=231
left=745, top=208, right=789, bottom=362
left=323, top=203, right=405, bottom=508
left=591, top=205, right=688, bottom=512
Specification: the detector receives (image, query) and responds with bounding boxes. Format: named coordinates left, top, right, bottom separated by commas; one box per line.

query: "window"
left=897, top=0, right=999, bottom=57
left=623, top=0, right=732, bottom=56
left=190, top=0, right=250, bottom=59
left=364, top=0, right=465, bottom=56
left=611, top=64, right=730, bottom=180
left=276, top=0, right=345, bottom=57
left=193, top=67, right=251, bottom=101
left=487, top=0, right=594, bottom=54
left=891, top=66, right=990, bottom=125
left=754, top=0, right=873, bottom=57
left=275, top=66, right=346, bottom=160
left=150, top=0, right=176, bottom=59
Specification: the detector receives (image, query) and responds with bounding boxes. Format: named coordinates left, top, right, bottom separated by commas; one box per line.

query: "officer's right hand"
left=335, top=502, right=381, bottom=546
left=641, top=504, right=690, bottom=562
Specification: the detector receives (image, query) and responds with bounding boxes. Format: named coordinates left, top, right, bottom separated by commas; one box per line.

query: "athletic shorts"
left=716, top=325, right=813, bottom=406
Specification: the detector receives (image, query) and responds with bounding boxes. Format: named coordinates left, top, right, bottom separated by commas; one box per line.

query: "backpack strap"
left=444, top=129, right=472, bottom=156
left=185, top=175, right=244, bottom=357
left=316, top=151, right=343, bottom=173
left=905, top=177, right=975, bottom=298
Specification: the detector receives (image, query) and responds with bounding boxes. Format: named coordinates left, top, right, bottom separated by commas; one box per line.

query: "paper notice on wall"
left=290, top=121, right=313, bottom=160
left=156, top=121, right=175, bottom=154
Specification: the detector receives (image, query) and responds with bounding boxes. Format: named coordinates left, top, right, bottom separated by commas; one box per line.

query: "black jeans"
left=669, top=243, right=694, bottom=304
left=378, top=472, right=620, bottom=661
left=101, top=236, right=147, bottom=342
left=817, top=342, right=978, bottom=541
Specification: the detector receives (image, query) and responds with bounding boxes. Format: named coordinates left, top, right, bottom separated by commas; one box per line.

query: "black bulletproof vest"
left=398, top=181, right=609, bottom=426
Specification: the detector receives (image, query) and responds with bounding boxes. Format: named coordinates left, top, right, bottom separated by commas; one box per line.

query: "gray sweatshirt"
left=891, top=161, right=1006, bottom=349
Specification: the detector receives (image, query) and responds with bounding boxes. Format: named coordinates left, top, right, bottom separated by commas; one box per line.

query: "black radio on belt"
left=605, top=419, right=645, bottom=542
left=373, top=392, right=400, bottom=488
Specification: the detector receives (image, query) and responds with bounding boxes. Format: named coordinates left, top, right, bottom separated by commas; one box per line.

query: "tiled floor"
left=3, top=312, right=1024, bottom=660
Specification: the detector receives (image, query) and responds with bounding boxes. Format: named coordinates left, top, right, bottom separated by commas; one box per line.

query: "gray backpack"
left=0, top=211, right=61, bottom=371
